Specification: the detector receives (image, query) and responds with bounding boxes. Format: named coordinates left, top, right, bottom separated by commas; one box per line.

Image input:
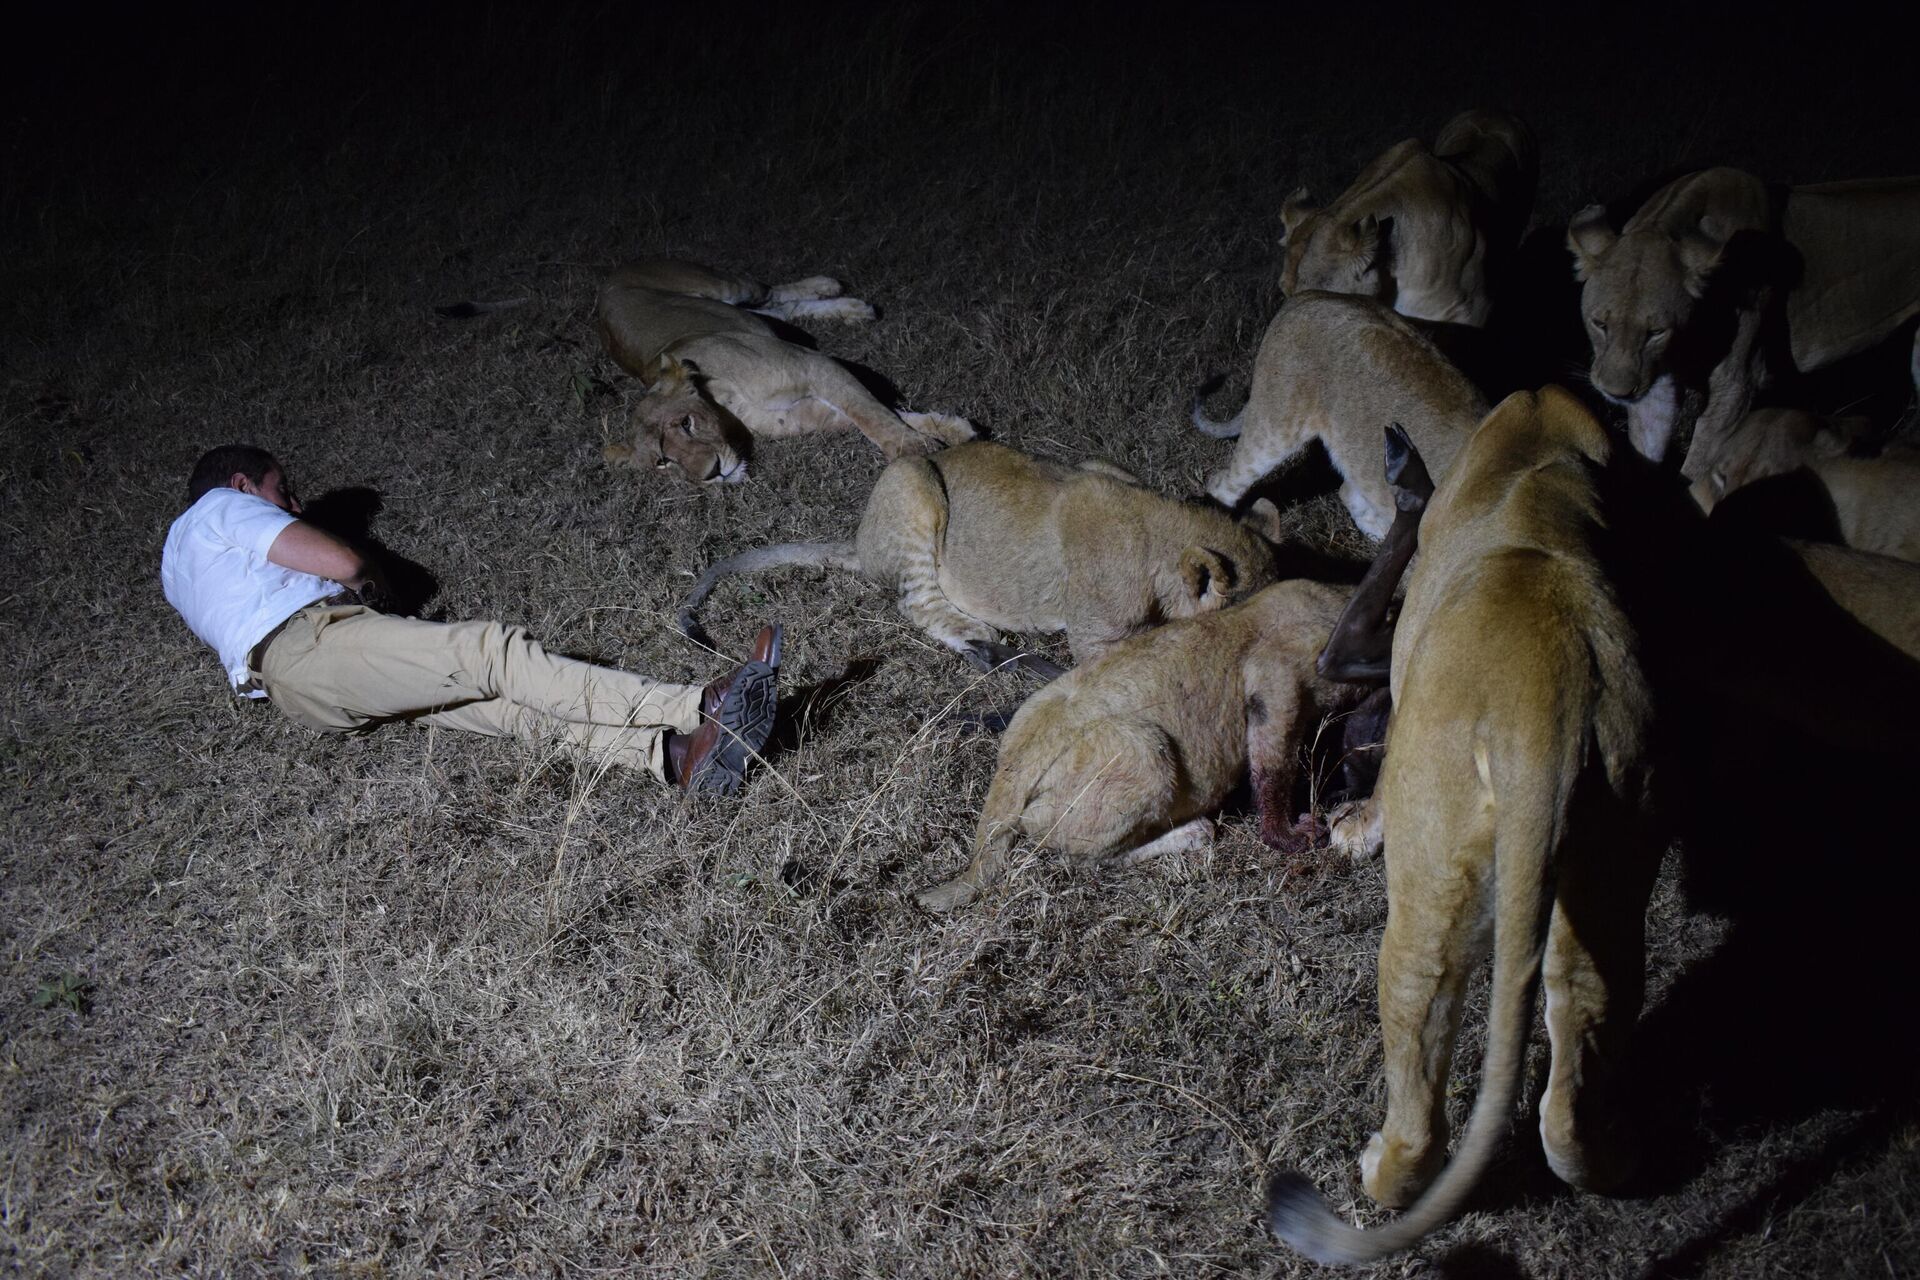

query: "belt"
left=242, top=589, right=364, bottom=691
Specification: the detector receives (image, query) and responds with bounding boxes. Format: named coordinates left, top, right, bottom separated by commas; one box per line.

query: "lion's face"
left=629, top=360, right=748, bottom=485
left=1575, top=250, right=1690, bottom=405
left=1280, top=192, right=1392, bottom=304
left=1568, top=206, right=1721, bottom=406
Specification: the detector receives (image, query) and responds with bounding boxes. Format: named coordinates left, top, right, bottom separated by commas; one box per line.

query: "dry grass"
left=3, top=5, right=1917, bottom=1277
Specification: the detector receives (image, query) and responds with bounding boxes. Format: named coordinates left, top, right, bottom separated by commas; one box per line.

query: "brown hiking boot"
left=697, top=624, right=784, bottom=717
left=669, top=624, right=783, bottom=794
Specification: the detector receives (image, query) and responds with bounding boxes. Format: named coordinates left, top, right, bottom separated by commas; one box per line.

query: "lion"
left=1280, top=109, right=1537, bottom=328
left=1567, top=168, right=1920, bottom=480
left=595, top=258, right=974, bottom=484
left=677, top=440, right=1283, bottom=676
left=1193, top=292, right=1488, bottom=537
left=1691, top=408, right=1920, bottom=563
left=1267, top=387, right=1663, bottom=1265
left=914, top=579, right=1366, bottom=911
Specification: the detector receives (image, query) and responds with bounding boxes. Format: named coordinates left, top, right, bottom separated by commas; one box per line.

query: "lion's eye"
left=1591, top=317, right=1608, bottom=333
left=1645, top=328, right=1666, bottom=344
left=678, top=415, right=695, bottom=435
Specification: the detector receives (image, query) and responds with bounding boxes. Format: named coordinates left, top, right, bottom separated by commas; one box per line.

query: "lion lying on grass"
left=914, top=578, right=1363, bottom=911
left=596, top=258, right=974, bottom=484
left=679, top=441, right=1282, bottom=676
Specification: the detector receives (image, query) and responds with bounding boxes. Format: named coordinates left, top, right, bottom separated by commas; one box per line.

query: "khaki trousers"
left=256, top=604, right=703, bottom=782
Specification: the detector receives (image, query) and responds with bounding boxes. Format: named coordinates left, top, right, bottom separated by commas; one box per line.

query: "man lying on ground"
left=161, top=444, right=781, bottom=794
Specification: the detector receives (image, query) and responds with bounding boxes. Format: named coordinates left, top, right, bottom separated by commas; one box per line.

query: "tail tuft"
left=1265, top=1171, right=1361, bottom=1266
left=1190, top=375, right=1243, bottom=439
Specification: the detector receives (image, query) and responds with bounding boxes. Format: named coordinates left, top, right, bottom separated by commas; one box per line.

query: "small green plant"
left=33, top=971, right=92, bottom=1015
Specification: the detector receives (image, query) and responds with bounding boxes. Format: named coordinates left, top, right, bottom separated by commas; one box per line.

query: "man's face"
left=235, top=466, right=301, bottom=514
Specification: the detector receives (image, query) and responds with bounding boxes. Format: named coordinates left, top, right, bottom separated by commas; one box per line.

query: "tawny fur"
left=1280, top=108, right=1537, bottom=328
left=1786, top=540, right=1920, bottom=659
left=915, top=579, right=1363, bottom=911
left=1194, top=293, right=1488, bottom=537
left=679, top=441, right=1284, bottom=671
left=1268, top=387, right=1662, bottom=1266
left=1692, top=408, right=1920, bottom=563
left=595, top=258, right=974, bottom=485
left=1568, top=169, right=1920, bottom=480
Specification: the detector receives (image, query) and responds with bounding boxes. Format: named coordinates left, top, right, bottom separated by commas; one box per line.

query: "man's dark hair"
left=186, top=444, right=279, bottom=503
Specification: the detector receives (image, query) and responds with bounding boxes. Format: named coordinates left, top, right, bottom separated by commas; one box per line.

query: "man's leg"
left=414, top=698, right=680, bottom=781
left=260, top=605, right=702, bottom=759
left=259, top=605, right=778, bottom=791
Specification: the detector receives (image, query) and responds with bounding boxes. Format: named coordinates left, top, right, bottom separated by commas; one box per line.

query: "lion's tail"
left=1267, top=659, right=1583, bottom=1266
left=677, top=541, right=860, bottom=648
left=1190, top=378, right=1245, bottom=439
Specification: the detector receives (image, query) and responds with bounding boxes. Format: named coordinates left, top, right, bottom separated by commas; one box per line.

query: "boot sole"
left=688, top=658, right=778, bottom=795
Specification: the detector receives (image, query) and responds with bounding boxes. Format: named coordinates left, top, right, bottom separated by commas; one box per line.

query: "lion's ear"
left=1566, top=204, right=1617, bottom=281
left=651, top=352, right=693, bottom=391
left=1179, top=547, right=1235, bottom=609
left=1677, top=231, right=1727, bottom=299
left=1241, top=497, right=1284, bottom=543
left=1280, top=187, right=1317, bottom=240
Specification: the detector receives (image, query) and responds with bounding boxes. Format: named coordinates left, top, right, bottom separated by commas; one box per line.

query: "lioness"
left=677, top=441, right=1282, bottom=675
left=1280, top=109, right=1537, bottom=328
left=1193, top=292, right=1488, bottom=536
left=596, top=258, right=975, bottom=484
left=1692, top=408, right=1920, bottom=563
left=1567, top=168, right=1920, bottom=480
left=1268, top=387, right=1662, bottom=1265
left=914, top=579, right=1364, bottom=911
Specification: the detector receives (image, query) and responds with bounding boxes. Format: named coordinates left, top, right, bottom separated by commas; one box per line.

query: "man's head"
left=186, top=444, right=300, bottom=512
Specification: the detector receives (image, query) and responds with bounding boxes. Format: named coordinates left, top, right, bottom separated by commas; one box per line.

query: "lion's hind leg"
left=1364, top=745, right=1494, bottom=1208
left=756, top=295, right=878, bottom=324
left=857, top=456, right=1007, bottom=668
left=917, top=719, right=1184, bottom=910
left=1204, top=406, right=1318, bottom=510
left=754, top=276, right=876, bottom=324
left=766, top=275, right=844, bottom=303
left=1538, top=805, right=1661, bottom=1192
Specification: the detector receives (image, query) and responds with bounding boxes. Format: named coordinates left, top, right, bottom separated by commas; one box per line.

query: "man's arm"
left=265, top=520, right=376, bottom=592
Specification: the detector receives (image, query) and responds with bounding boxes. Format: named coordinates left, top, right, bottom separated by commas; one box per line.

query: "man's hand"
left=352, top=570, right=393, bottom=612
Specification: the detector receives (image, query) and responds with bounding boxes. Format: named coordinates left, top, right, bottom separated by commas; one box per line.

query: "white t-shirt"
left=161, top=487, right=343, bottom=695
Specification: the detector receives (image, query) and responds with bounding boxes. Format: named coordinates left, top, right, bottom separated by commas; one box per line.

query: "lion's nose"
left=1592, top=366, right=1640, bottom=401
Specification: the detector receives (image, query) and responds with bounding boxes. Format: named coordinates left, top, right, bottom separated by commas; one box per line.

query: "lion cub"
left=1268, top=387, right=1662, bottom=1266
left=1193, top=292, right=1488, bottom=537
left=679, top=441, right=1282, bottom=675
left=1281, top=108, right=1536, bottom=328
left=596, top=258, right=974, bottom=484
left=914, top=579, right=1363, bottom=911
